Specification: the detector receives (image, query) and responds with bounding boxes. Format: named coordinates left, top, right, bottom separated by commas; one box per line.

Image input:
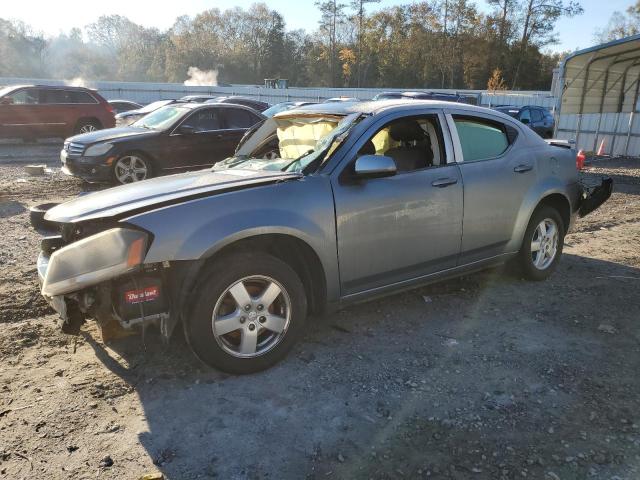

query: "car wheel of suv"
left=517, top=205, right=564, bottom=281
left=186, top=252, right=307, bottom=374
left=113, top=154, right=152, bottom=184
left=74, top=120, right=101, bottom=134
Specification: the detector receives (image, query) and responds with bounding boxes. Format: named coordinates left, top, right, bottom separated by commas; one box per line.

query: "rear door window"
left=223, top=108, right=259, bottom=129
left=41, top=89, right=69, bottom=104
left=452, top=116, right=511, bottom=162
left=183, top=108, right=221, bottom=131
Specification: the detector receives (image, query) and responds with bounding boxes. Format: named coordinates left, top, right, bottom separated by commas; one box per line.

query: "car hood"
left=45, top=169, right=303, bottom=223
left=68, top=126, right=157, bottom=144
left=116, top=110, right=144, bottom=118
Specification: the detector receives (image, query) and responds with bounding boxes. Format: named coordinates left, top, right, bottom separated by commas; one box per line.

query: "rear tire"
left=186, top=252, right=307, bottom=374
left=516, top=205, right=564, bottom=281
left=74, top=119, right=101, bottom=135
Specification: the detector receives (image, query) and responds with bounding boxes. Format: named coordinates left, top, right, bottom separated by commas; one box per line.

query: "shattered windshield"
left=213, top=112, right=361, bottom=174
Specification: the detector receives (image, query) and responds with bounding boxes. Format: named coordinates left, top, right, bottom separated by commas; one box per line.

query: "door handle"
left=513, top=164, right=533, bottom=173
left=431, top=177, right=458, bottom=187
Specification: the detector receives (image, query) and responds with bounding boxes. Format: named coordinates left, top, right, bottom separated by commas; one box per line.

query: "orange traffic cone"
left=597, top=139, right=606, bottom=156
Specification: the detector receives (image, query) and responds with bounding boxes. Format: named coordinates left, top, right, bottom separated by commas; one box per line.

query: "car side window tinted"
left=7, top=88, right=39, bottom=105
left=41, top=89, right=68, bottom=104
left=531, top=109, right=543, bottom=122
left=453, top=116, right=510, bottom=162
left=224, top=108, right=257, bottom=129
left=68, top=91, right=96, bottom=104
left=518, top=109, right=531, bottom=122
left=184, top=109, right=221, bottom=131
left=356, top=115, right=446, bottom=173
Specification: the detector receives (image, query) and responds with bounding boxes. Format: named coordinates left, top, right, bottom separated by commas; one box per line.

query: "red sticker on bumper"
left=124, top=286, right=160, bottom=304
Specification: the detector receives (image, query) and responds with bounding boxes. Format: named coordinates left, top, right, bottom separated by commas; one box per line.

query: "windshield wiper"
left=281, top=149, right=314, bottom=172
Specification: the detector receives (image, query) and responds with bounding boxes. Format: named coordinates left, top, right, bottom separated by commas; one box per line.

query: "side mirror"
left=177, top=124, right=197, bottom=135
left=353, top=155, right=397, bottom=179
left=0, top=97, right=13, bottom=105
left=520, top=117, right=530, bottom=125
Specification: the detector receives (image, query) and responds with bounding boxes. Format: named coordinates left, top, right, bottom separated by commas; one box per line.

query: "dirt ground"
left=0, top=144, right=639, bottom=480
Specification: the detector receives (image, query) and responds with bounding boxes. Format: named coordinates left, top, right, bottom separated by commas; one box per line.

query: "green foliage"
left=0, top=0, right=582, bottom=90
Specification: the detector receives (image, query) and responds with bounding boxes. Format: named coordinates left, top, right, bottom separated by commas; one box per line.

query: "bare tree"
left=350, top=0, right=380, bottom=87
left=511, top=0, right=583, bottom=89
left=316, top=0, right=348, bottom=87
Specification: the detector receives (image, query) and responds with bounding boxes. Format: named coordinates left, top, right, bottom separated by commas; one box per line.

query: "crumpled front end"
left=36, top=221, right=173, bottom=341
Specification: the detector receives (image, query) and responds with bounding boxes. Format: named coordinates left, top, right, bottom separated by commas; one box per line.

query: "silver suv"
left=36, top=100, right=611, bottom=373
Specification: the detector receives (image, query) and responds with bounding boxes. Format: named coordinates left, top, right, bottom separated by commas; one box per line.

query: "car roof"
left=282, top=99, right=499, bottom=118
left=1, top=84, right=95, bottom=92
left=176, top=102, right=265, bottom=115
left=221, top=96, right=266, bottom=102
left=181, top=95, right=217, bottom=99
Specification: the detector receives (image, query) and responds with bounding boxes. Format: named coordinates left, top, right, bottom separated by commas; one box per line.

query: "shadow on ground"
left=79, top=253, right=640, bottom=479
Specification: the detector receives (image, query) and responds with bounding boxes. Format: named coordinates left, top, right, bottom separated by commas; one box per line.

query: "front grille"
left=64, top=141, right=85, bottom=157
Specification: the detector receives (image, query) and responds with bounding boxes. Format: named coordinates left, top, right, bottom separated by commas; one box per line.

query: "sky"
left=3, top=0, right=636, bottom=54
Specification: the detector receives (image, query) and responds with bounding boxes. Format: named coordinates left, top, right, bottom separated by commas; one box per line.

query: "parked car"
left=179, top=95, right=219, bottom=103
left=108, top=100, right=143, bottom=114
left=205, top=96, right=270, bottom=112
left=115, top=99, right=180, bottom=127
left=0, top=84, right=115, bottom=140
left=262, top=101, right=315, bottom=117
left=494, top=105, right=555, bottom=138
left=35, top=100, right=611, bottom=373
left=61, top=103, right=264, bottom=184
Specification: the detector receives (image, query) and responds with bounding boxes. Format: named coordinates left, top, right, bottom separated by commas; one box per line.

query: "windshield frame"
left=137, top=99, right=174, bottom=114
left=214, top=111, right=362, bottom=175
left=131, top=105, right=190, bottom=130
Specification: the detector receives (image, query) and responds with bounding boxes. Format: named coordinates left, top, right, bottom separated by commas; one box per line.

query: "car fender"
left=124, top=176, right=340, bottom=302
left=507, top=177, right=574, bottom=253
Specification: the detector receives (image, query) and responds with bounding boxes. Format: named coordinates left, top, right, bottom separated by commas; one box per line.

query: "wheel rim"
left=115, top=155, right=148, bottom=184
left=531, top=218, right=559, bottom=270
left=79, top=124, right=96, bottom=133
left=211, top=275, right=292, bottom=358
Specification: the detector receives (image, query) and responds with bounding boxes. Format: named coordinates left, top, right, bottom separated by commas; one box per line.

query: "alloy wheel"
left=115, top=155, right=148, bottom=184
left=211, top=275, right=291, bottom=358
left=531, top=218, right=559, bottom=270
left=79, top=124, right=97, bottom=133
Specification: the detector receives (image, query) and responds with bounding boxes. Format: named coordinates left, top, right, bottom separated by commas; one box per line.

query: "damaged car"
left=35, top=100, right=612, bottom=374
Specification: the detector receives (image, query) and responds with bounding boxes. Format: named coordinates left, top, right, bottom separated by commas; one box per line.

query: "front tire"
left=186, top=252, right=307, bottom=374
left=517, top=205, right=564, bottom=281
left=113, top=153, right=152, bottom=184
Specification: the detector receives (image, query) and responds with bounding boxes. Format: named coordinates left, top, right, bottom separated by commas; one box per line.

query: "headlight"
left=41, top=228, right=148, bottom=297
left=84, top=143, right=113, bottom=157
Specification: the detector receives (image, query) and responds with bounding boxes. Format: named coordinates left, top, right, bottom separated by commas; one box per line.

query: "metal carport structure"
left=554, top=34, right=640, bottom=156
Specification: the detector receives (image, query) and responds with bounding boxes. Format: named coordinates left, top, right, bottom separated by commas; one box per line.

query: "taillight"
left=576, top=149, right=586, bottom=170
left=105, top=103, right=115, bottom=115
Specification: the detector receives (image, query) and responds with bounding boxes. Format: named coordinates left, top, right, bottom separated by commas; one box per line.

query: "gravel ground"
left=0, top=150, right=639, bottom=480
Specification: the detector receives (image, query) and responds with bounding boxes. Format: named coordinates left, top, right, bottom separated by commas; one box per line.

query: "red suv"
left=0, top=85, right=115, bottom=140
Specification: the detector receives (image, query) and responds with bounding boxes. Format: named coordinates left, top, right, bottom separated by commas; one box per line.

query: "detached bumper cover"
left=579, top=176, right=613, bottom=217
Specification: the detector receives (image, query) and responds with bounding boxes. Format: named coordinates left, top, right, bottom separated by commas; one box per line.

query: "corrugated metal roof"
left=559, top=35, right=640, bottom=114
